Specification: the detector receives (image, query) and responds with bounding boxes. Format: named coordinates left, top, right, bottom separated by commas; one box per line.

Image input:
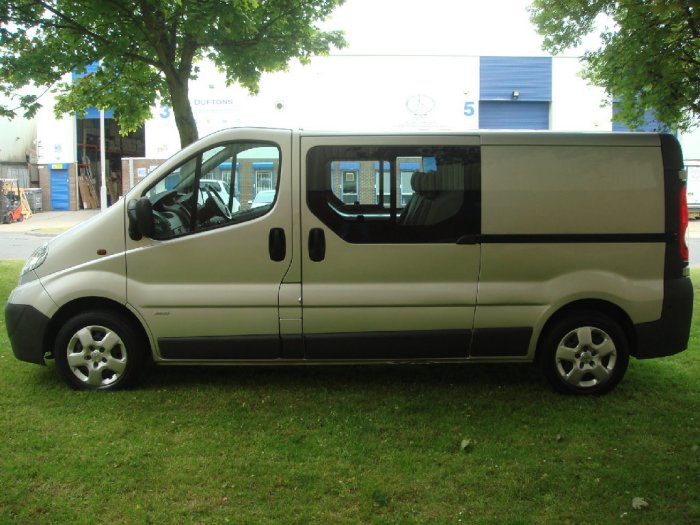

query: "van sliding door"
left=300, top=135, right=481, bottom=359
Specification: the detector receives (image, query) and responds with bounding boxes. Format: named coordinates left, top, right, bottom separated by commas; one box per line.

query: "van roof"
left=203, top=126, right=662, bottom=147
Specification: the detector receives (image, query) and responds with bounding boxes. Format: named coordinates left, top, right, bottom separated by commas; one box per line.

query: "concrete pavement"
left=1, top=210, right=101, bottom=236
left=0, top=210, right=101, bottom=260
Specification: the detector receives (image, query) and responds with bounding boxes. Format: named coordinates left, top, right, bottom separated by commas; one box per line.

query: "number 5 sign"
left=463, top=101, right=476, bottom=117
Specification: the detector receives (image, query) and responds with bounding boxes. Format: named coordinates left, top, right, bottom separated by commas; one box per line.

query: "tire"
left=539, top=311, right=629, bottom=395
left=54, top=310, right=145, bottom=391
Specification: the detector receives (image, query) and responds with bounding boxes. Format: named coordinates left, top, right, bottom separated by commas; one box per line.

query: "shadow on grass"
left=139, top=361, right=545, bottom=392
left=23, top=352, right=695, bottom=405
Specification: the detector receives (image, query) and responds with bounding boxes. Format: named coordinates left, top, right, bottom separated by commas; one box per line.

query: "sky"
left=322, top=0, right=548, bottom=56
left=320, top=0, right=604, bottom=57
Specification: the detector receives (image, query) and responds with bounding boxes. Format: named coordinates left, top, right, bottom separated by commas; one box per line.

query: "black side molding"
left=479, top=233, right=671, bottom=244
left=304, top=330, right=470, bottom=360
left=470, top=327, right=532, bottom=357
left=159, top=335, right=280, bottom=360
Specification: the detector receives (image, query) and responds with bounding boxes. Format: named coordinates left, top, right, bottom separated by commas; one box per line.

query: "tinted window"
left=307, top=145, right=480, bottom=243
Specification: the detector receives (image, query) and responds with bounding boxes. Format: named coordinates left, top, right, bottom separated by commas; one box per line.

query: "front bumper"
left=5, top=303, right=50, bottom=365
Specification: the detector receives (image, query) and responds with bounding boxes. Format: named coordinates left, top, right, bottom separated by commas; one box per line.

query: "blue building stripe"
left=612, top=102, right=669, bottom=132
left=480, top=57, right=552, bottom=101
left=72, top=62, right=114, bottom=119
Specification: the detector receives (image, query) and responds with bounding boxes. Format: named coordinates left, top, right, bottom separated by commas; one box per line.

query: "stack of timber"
left=78, top=159, right=99, bottom=209
left=78, top=176, right=99, bottom=209
left=78, top=175, right=99, bottom=209
left=18, top=189, right=33, bottom=220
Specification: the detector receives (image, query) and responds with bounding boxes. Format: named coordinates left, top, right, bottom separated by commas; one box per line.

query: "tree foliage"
left=0, top=0, right=346, bottom=146
left=529, top=0, right=700, bottom=131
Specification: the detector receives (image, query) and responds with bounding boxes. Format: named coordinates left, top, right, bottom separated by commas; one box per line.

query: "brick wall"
left=120, top=158, right=166, bottom=194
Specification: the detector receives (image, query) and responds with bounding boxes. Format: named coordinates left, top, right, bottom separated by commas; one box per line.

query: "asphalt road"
left=0, top=210, right=99, bottom=260
left=0, top=232, right=51, bottom=260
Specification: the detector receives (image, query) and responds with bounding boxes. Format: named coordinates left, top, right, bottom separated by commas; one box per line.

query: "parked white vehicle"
left=249, top=189, right=275, bottom=209
left=5, top=128, right=693, bottom=394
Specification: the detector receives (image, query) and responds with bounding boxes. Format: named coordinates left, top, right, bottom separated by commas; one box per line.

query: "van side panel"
left=481, top=144, right=664, bottom=235
left=475, top=243, right=665, bottom=357
left=477, top=138, right=667, bottom=358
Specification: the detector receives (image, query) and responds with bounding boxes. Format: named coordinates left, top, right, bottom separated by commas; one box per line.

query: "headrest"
left=411, top=171, right=439, bottom=198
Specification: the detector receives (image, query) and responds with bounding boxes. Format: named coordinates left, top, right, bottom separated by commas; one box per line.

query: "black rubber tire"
left=54, top=310, right=145, bottom=391
left=539, top=311, right=629, bottom=395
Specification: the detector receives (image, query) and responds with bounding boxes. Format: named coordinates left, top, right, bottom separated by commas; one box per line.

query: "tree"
left=529, top=0, right=700, bottom=131
left=0, top=0, right=346, bottom=147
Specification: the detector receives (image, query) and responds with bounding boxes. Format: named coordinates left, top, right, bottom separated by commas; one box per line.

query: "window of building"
left=255, top=169, right=274, bottom=192
left=342, top=170, right=358, bottom=204
left=399, top=163, right=419, bottom=205
left=307, top=145, right=480, bottom=244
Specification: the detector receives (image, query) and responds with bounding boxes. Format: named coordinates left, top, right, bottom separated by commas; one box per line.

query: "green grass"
left=1, top=259, right=698, bottom=524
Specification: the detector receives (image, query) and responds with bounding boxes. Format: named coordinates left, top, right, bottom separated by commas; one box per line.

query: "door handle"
left=269, top=228, right=286, bottom=261
left=308, top=228, right=326, bottom=262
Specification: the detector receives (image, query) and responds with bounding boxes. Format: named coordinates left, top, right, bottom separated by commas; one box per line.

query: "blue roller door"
left=479, top=57, right=552, bottom=130
left=479, top=101, right=550, bottom=129
left=50, top=165, right=70, bottom=211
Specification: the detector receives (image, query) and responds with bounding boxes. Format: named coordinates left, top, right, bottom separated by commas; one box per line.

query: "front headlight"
left=21, top=243, right=49, bottom=277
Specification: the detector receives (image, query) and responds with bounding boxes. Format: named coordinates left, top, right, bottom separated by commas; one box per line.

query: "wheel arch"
left=44, top=297, right=152, bottom=362
left=535, top=299, right=636, bottom=362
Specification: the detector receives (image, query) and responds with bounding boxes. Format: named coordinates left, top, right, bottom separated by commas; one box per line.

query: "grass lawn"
left=0, top=259, right=698, bottom=524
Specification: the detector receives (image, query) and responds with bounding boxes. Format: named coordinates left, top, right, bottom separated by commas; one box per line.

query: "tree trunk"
left=166, top=74, right=199, bottom=148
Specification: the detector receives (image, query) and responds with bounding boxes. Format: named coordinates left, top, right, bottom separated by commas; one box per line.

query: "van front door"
left=300, top=136, right=481, bottom=359
left=125, top=129, right=292, bottom=360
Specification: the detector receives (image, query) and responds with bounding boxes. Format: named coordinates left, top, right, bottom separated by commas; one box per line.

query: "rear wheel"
left=539, top=311, right=629, bottom=395
left=55, top=310, right=144, bottom=390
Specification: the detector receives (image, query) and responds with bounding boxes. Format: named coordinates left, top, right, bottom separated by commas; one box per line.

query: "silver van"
left=5, top=129, right=693, bottom=394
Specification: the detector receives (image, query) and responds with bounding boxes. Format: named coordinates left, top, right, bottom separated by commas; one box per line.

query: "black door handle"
left=269, top=228, right=286, bottom=261
left=308, top=228, right=326, bottom=262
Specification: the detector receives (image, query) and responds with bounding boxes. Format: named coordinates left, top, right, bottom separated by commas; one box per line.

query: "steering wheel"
left=204, top=186, right=232, bottom=220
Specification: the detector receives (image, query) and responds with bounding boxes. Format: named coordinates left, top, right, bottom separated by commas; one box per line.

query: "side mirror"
left=127, top=198, right=155, bottom=240
left=127, top=199, right=142, bottom=241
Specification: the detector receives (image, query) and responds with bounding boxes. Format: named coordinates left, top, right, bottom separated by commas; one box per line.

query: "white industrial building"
left=1, top=52, right=698, bottom=211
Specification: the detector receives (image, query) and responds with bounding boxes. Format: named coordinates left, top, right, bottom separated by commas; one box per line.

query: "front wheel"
left=539, top=311, right=629, bottom=395
left=55, top=310, right=145, bottom=390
